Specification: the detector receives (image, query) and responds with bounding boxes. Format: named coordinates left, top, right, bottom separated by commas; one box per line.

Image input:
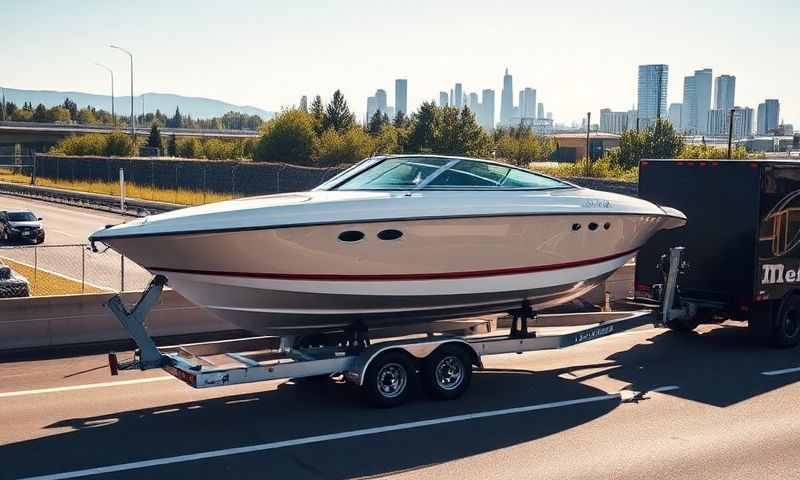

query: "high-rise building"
left=299, top=95, right=308, bottom=112
left=375, top=89, right=388, bottom=115
left=439, top=91, right=449, bottom=107
left=682, top=68, right=712, bottom=134
left=537, top=103, right=544, bottom=119
left=546, top=112, right=552, bottom=120
left=366, top=96, right=377, bottom=124
left=637, top=64, right=669, bottom=128
left=708, top=106, right=753, bottom=138
left=481, top=89, right=495, bottom=131
left=395, top=79, right=407, bottom=116
left=520, top=88, right=536, bottom=118
left=628, top=109, right=639, bottom=130
left=450, top=88, right=454, bottom=107
left=669, top=103, right=682, bottom=129
left=454, top=83, right=463, bottom=109
left=706, top=109, right=729, bottom=136
left=681, top=76, right=695, bottom=133
left=599, top=108, right=630, bottom=134
left=714, top=75, right=736, bottom=112
left=500, top=68, right=513, bottom=125
left=757, top=99, right=780, bottom=134
left=518, top=91, right=524, bottom=116
left=733, top=106, right=753, bottom=138
left=467, top=92, right=479, bottom=112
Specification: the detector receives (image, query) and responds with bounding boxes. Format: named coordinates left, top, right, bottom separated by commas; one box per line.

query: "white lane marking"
left=0, top=376, right=172, bottom=399
left=761, top=366, right=800, bottom=376
left=19, top=385, right=679, bottom=480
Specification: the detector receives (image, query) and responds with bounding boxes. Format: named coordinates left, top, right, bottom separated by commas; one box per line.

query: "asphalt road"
left=2, top=322, right=800, bottom=479
left=0, top=194, right=152, bottom=291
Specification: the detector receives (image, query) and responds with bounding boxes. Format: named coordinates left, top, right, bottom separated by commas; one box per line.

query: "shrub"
left=254, top=109, right=317, bottom=165
left=316, top=127, right=374, bottom=167
left=176, top=138, right=204, bottom=158
left=678, top=144, right=748, bottom=160
left=50, top=132, right=134, bottom=156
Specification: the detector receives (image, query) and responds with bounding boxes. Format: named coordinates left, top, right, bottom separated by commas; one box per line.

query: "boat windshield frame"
left=316, top=155, right=576, bottom=192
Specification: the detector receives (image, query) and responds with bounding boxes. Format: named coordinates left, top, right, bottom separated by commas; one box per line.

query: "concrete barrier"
left=0, top=289, right=234, bottom=351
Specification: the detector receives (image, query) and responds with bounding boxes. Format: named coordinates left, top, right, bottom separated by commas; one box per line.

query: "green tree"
left=316, top=127, right=374, bottom=167
left=615, top=118, right=683, bottom=168
left=176, top=137, right=204, bottom=158
left=105, top=131, right=136, bottom=156
left=32, top=103, right=48, bottom=122
left=322, top=90, right=355, bottom=133
left=253, top=109, right=317, bottom=164
left=147, top=123, right=163, bottom=154
left=63, top=98, right=78, bottom=120
left=169, top=107, right=183, bottom=128
left=392, top=110, right=408, bottom=128
left=407, top=101, right=437, bottom=152
left=430, top=106, right=492, bottom=157
left=373, top=124, right=403, bottom=154
left=367, top=110, right=389, bottom=135
left=167, top=133, right=178, bottom=156
left=77, top=108, right=97, bottom=124
left=4, top=101, right=18, bottom=120
left=48, top=106, right=71, bottom=122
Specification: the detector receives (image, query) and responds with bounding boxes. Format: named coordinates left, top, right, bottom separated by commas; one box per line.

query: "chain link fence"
left=29, top=155, right=345, bottom=206
left=0, top=244, right=152, bottom=298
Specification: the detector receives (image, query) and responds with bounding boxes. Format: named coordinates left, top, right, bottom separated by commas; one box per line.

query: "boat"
left=90, top=155, right=686, bottom=336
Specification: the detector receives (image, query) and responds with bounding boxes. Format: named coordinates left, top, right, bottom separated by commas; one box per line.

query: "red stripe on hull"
left=148, top=247, right=639, bottom=282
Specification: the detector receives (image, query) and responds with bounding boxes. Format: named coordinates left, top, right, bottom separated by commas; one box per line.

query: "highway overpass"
left=0, top=121, right=259, bottom=155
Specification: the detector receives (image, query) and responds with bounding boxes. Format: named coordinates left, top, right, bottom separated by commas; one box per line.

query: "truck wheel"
left=363, top=351, right=416, bottom=408
left=772, top=295, right=800, bottom=348
left=421, top=344, right=472, bottom=401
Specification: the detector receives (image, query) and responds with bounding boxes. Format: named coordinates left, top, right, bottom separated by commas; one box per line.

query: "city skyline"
left=2, top=0, right=798, bottom=126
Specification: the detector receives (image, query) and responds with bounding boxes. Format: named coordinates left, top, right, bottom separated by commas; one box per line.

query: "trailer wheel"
left=363, top=351, right=416, bottom=408
left=772, top=295, right=800, bottom=348
left=421, top=344, right=472, bottom=401
left=665, top=314, right=700, bottom=332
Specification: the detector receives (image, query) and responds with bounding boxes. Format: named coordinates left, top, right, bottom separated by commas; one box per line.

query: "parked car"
left=0, top=209, right=45, bottom=244
left=0, top=261, right=30, bottom=298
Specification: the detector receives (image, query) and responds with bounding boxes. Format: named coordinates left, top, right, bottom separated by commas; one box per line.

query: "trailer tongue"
left=107, top=247, right=691, bottom=408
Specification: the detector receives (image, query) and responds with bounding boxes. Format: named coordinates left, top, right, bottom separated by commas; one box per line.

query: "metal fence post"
left=81, top=245, right=86, bottom=293
left=120, top=254, right=125, bottom=292
left=33, top=245, right=38, bottom=287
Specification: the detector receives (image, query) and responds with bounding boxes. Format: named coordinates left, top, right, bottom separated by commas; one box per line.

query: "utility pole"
left=585, top=112, right=592, bottom=177
left=1, top=87, right=5, bottom=122
left=109, top=45, right=134, bottom=139
left=727, top=108, right=735, bottom=159
left=95, top=63, right=116, bottom=127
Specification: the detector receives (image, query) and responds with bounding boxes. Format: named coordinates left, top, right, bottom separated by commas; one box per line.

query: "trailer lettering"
left=787, top=269, right=797, bottom=282
left=762, top=264, right=785, bottom=284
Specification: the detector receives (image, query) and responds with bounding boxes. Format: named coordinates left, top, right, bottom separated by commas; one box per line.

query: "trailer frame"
left=107, top=247, right=690, bottom=406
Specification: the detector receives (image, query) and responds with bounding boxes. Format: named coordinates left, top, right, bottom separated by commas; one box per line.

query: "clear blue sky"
left=2, top=0, right=798, bottom=125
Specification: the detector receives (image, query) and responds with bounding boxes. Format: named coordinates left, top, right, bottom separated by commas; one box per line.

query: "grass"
left=0, top=169, right=236, bottom=206
left=1, top=257, right=105, bottom=296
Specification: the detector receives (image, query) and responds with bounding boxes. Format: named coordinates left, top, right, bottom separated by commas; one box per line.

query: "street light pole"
left=94, top=63, right=116, bottom=127
left=109, top=44, right=134, bottom=139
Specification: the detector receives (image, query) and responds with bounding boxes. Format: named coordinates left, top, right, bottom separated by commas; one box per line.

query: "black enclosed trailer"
left=636, top=158, right=800, bottom=347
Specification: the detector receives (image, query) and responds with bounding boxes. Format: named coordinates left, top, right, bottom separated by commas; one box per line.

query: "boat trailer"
left=106, top=247, right=692, bottom=407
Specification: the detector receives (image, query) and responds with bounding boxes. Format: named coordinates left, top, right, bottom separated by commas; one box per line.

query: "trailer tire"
left=363, top=351, right=416, bottom=408
left=772, top=294, right=800, bottom=348
left=665, top=314, right=700, bottom=332
left=421, top=344, right=472, bottom=401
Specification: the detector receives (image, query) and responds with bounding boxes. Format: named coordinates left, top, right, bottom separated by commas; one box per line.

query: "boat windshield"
left=332, top=157, right=571, bottom=191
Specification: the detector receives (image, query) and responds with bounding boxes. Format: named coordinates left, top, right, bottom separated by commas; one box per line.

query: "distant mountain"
left=1, top=87, right=275, bottom=120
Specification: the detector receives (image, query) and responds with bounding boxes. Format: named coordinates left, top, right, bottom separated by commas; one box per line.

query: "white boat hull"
left=105, top=213, right=664, bottom=335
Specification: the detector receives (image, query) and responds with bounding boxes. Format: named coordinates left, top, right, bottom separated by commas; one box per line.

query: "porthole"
left=572, top=223, right=581, bottom=231
left=603, top=222, right=611, bottom=230
left=338, top=230, right=365, bottom=242
left=588, top=222, right=598, bottom=231
left=377, top=229, right=403, bottom=240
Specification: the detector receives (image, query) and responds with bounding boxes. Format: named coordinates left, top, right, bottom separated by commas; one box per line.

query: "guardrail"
left=0, top=181, right=180, bottom=215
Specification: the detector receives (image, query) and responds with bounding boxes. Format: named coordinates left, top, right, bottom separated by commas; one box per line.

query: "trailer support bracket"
left=105, top=275, right=168, bottom=370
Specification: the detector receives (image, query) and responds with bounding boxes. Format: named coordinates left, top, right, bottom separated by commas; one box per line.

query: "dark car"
left=0, top=210, right=45, bottom=244
left=0, top=261, right=30, bottom=298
